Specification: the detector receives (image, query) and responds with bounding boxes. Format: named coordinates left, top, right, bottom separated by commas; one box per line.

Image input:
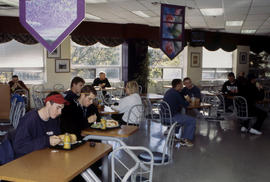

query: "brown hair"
left=81, top=85, right=97, bottom=96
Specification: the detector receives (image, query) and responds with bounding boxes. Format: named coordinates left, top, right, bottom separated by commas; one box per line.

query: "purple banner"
left=160, top=4, right=185, bottom=60
left=19, top=0, right=85, bottom=53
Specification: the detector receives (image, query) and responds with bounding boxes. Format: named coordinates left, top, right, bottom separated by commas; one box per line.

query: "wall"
left=186, top=46, right=203, bottom=85
left=232, top=45, right=250, bottom=76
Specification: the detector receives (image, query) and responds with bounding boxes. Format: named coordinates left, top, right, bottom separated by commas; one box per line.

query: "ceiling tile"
left=195, top=0, right=222, bottom=8
left=119, top=1, right=148, bottom=11
left=225, top=14, right=246, bottom=21
left=249, top=6, right=270, bottom=14
left=243, top=20, right=265, bottom=26
left=223, top=0, right=252, bottom=8
left=252, top=0, right=270, bottom=7
left=246, top=14, right=269, bottom=21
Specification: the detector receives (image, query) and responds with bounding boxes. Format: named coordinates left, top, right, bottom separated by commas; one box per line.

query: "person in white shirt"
left=111, top=81, right=142, bottom=125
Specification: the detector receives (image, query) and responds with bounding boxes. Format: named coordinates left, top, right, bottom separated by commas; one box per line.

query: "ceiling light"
left=200, top=8, right=224, bottom=16
left=226, top=21, right=243, bottom=26
left=85, top=0, right=107, bottom=3
left=85, top=13, right=101, bottom=20
left=241, top=29, right=256, bottom=34
left=132, top=11, right=150, bottom=18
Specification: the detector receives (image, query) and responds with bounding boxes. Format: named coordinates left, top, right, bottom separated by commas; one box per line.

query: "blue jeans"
left=170, top=113, right=196, bottom=140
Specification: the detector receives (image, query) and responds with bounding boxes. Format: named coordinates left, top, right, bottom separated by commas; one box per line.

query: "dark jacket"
left=60, top=100, right=97, bottom=140
left=221, top=80, right=239, bottom=96
left=92, top=78, right=111, bottom=88
left=241, top=82, right=264, bottom=110
left=12, top=110, right=61, bottom=158
left=0, top=139, right=14, bottom=165
left=163, top=88, right=189, bottom=116
left=181, top=85, right=201, bottom=100
left=64, top=90, right=80, bottom=102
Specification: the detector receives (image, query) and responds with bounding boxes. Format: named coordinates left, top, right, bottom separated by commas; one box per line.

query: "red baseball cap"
left=45, top=94, right=69, bottom=105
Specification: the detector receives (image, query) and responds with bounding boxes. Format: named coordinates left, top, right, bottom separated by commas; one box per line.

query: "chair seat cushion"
left=138, top=151, right=168, bottom=164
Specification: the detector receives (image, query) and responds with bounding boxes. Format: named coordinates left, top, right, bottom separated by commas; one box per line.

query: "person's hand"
left=88, top=114, right=97, bottom=123
left=184, top=95, right=191, bottom=102
left=49, top=135, right=61, bottom=146
left=102, top=83, right=106, bottom=87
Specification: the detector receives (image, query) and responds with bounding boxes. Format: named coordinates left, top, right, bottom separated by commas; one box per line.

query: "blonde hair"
left=126, top=81, right=139, bottom=94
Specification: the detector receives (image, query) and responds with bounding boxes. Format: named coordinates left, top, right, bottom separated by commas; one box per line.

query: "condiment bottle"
left=63, top=133, right=71, bottom=149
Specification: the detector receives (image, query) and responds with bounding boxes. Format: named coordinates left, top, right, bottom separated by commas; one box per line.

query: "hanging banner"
left=19, top=0, right=85, bottom=53
left=160, top=4, right=185, bottom=60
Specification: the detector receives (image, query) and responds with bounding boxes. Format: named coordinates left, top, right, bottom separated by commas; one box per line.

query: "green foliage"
left=71, top=43, right=121, bottom=66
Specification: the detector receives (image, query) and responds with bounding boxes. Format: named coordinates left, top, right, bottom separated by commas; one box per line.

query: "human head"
left=99, top=71, right=106, bottom=81
left=70, top=77, right=85, bottom=94
left=227, top=72, right=235, bottom=83
left=79, top=85, right=97, bottom=107
left=12, top=75, right=19, bottom=82
left=239, top=71, right=245, bottom=77
left=183, top=77, right=193, bottom=89
left=171, top=79, right=183, bottom=91
left=247, top=73, right=257, bottom=84
left=125, top=81, right=139, bottom=95
left=44, top=92, right=68, bottom=119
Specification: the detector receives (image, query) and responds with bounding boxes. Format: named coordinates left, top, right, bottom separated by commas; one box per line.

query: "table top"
left=187, top=102, right=212, bottom=109
left=81, top=125, right=139, bottom=138
left=0, top=143, right=112, bottom=182
left=201, top=90, right=221, bottom=96
left=142, top=93, right=163, bottom=101
left=163, top=85, right=172, bottom=88
left=99, top=106, right=119, bottom=116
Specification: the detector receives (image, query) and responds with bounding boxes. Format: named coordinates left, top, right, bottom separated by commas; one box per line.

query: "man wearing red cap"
left=11, top=92, right=68, bottom=158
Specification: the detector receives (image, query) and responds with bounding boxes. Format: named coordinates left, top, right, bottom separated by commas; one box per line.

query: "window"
left=148, top=47, right=184, bottom=81
left=71, top=41, right=122, bottom=82
left=202, top=47, right=233, bottom=81
left=0, top=40, right=44, bottom=84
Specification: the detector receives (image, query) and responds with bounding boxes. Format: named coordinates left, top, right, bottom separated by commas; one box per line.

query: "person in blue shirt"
left=12, top=92, right=68, bottom=158
left=64, top=76, right=85, bottom=102
left=181, top=77, right=201, bottom=101
left=163, top=79, right=196, bottom=147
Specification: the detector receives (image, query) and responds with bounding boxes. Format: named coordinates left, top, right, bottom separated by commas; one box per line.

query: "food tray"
left=50, top=140, right=86, bottom=150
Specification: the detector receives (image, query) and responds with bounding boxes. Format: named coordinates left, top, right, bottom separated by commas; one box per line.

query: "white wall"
left=186, top=46, right=203, bottom=85
left=232, top=45, right=250, bottom=76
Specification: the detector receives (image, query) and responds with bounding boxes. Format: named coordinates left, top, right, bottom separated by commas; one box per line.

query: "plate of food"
left=90, top=119, right=119, bottom=130
left=50, top=134, right=85, bottom=150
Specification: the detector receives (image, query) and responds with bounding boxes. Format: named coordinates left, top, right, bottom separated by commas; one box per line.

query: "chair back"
left=141, top=96, right=153, bottom=120
left=162, top=122, right=177, bottom=165
left=111, top=146, right=154, bottom=182
left=32, top=94, right=44, bottom=110
left=233, top=96, right=248, bottom=119
left=12, top=102, right=26, bottom=129
left=202, top=95, right=221, bottom=118
left=157, top=100, right=173, bottom=126
left=9, top=97, right=17, bottom=122
left=138, top=85, right=143, bottom=94
left=126, top=104, right=144, bottom=125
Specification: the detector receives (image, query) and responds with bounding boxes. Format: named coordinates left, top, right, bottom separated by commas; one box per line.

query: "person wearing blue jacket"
left=163, top=79, right=196, bottom=147
left=12, top=92, right=68, bottom=158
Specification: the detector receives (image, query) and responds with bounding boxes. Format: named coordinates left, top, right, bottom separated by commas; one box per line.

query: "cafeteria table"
left=0, top=142, right=112, bottom=182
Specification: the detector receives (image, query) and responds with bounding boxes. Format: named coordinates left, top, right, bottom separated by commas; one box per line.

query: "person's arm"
left=18, top=81, right=29, bottom=91
left=177, top=92, right=189, bottom=108
left=13, top=117, right=50, bottom=157
left=105, top=78, right=111, bottom=87
left=92, top=78, right=98, bottom=86
left=111, top=96, right=129, bottom=113
left=194, top=87, right=202, bottom=100
left=221, top=82, right=227, bottom=94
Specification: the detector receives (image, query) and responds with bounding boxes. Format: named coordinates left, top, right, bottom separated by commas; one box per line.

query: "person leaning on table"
left=12, top=92, right=68, bottom=158
left=111, top=80, right=142, bottom=125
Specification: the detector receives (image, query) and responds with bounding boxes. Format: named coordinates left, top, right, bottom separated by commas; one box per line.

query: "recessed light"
left=132, top=11, right=150, bottom=18
left=200, top=8, right=224, bottom=16
left=85, top=0, right=107, bottom=3
left=85, top=13, right=101, bottom=20
left=226, top=21, right=243, bottom=26
left=241, top=29, right=256, bottom=34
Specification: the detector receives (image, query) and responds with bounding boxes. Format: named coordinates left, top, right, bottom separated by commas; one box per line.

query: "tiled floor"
left=121, top=115, right=270, bottom=182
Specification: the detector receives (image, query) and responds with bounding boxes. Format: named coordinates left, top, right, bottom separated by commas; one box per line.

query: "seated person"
left=222, top=72, right=239, bottom=112
left=222, top=72, right=239, bottom=96
left=111, top=81, right=142, bottom=125
left=163, top=79, right=196, bottom=147
left=240, top=73, right=267, bottom=135
left=181, top=77, right=201, bottom=101
left=8, top=75, right=29, bottom=94
left=64, top=76, right=85, bottom=102
left=92, top=71, right=111, bottom=96
left=12, top=92, right=67, bottom=158
left=60, top=85, right=98, bottom=140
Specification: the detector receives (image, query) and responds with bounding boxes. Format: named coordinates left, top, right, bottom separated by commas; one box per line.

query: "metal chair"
left=82, top=136, right=154, bottom=182
left=111, top=146, right=154, bottom=182
left=32, top=94, right=44, bottom=110
left=202, top=95, right=224, bottom=121
left=141, top=96, right=160, bottom=122
left=233, top=96, right=255, bottom=126
left=12, top=102, right=26, bottom=129
left=138, top=85, right=142, bottom=95
left=126, top=104, right=144, bottom=126
left=138, top=122, right=177, bottom=166
left=156, top=100, right=173, bottom=126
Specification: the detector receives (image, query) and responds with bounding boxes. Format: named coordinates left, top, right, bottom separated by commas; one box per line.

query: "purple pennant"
left=19, top=0, right=85, bottom=53
left=160, top=4, right=185, bottom=60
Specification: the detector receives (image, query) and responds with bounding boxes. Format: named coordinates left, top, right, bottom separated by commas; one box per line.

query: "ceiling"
left=0, top=0, right=270, bottom=36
